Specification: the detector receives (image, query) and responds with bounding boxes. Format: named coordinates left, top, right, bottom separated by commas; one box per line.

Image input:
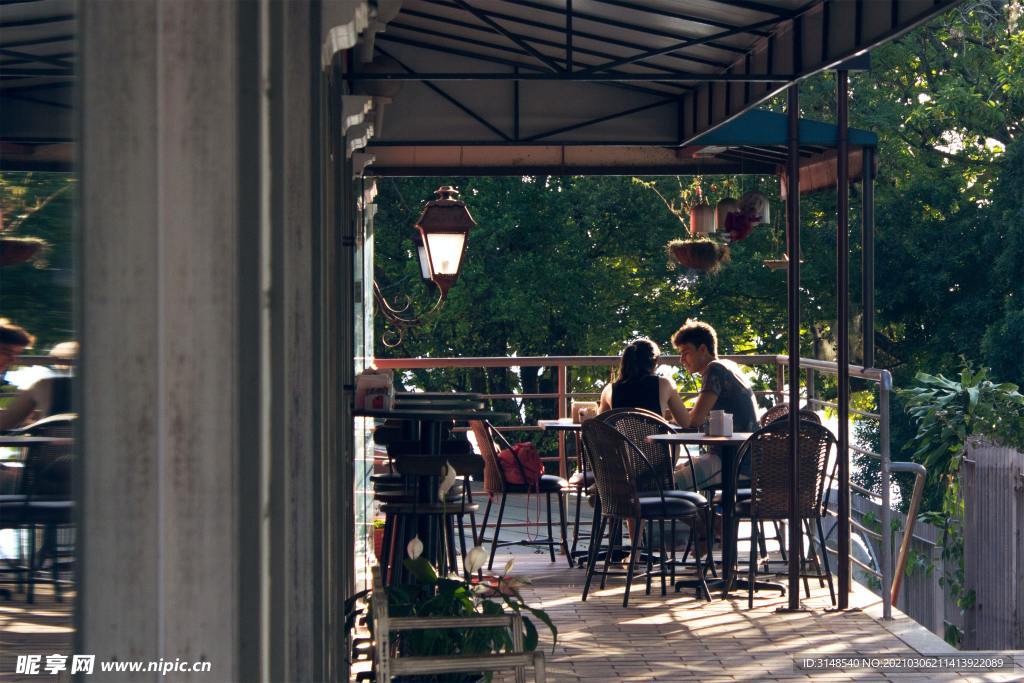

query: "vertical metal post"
left=557, top=364, right=568, bottom=480
left=837, top=70, right=851, bottom=609
left=880, top=371, right=893, bottom=619
left=861, top=146, right=875, bottom=369
left=786, top=83, right=802, bottom=610
left=931, top=544, right=944, bottom=636
left=775, top=364, right=786, bottom=406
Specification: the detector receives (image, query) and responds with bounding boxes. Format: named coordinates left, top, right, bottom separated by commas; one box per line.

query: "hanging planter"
left=667, top=238, right=731, bottom=273
left=688, top=201, right=715, bottom=236
left=0, top=236, right=48, bottom=267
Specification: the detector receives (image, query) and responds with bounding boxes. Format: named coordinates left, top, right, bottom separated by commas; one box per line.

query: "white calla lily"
left=406, top=535, right=423, bottom=560
left=438, top=462, right=458, bottom=499
left=465, top=545, right=488, bottom=573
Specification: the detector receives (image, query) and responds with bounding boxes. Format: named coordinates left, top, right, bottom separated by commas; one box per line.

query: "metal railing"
left=374, top=353, right=922, bottom=618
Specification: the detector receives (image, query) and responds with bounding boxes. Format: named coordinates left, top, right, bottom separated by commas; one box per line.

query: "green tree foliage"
left=0, top=172, right=75, bottom=351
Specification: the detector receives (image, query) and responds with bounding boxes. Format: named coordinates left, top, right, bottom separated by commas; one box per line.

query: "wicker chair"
left=738, top=420, right=836, bottom=608
left=592, top=409, right=712, bottom=570
left=740, top=406, right=823, bottom=563
left=468, top=420, right=572, bottom=570
left=580, top=420, right=710, bottom=607
left=0, top=414, right=75, bottom=603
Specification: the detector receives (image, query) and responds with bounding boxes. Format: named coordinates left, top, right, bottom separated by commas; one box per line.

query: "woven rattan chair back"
left=759, top=403, right=821, bottom=428
left=19, top=414, right=75, bottom=499
left=581, top=420, right=642, bottom=520
left=468, top=419, right=507, bottom=494
left=592, top=408, right=674, bottom=491
left=747, top=421, right=833, bottom=520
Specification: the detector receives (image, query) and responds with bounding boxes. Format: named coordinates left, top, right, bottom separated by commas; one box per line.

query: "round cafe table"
left=647, top=431, right=784, bottom=599
left=357, top=407, right=509, bottom=582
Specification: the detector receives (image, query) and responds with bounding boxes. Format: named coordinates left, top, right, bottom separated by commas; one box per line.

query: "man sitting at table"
left=670, top=319, right=758, bottom=491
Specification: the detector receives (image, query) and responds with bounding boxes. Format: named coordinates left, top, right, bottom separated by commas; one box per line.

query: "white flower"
left=406, top=535, right=423, bottom=560
left=465, top=545, right=488, bottom=573
left=438, top=462, right=459, bottom=499
left=503, top=557, right=515, bottom=577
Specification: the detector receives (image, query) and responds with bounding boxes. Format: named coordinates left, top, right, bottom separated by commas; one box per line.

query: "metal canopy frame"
left=359, top=0, right=960, bottom=151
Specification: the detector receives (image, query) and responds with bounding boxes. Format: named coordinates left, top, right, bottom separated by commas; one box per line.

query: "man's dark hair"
left=0, top=319, right=34, bottom=347
left=671, top=319, right=718, bottom=356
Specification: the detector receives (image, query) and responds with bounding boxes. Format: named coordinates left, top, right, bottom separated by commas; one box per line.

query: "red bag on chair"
left=497, top=442, right=544, bottom=489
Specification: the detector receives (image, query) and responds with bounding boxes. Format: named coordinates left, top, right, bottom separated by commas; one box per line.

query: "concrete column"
left=78, top=1, right=329, bottom=680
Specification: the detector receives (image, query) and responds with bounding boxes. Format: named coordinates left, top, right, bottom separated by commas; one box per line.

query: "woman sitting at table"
left=670, top=319, right=758, bottom=491
left=598, top=337, right=689, bottom=424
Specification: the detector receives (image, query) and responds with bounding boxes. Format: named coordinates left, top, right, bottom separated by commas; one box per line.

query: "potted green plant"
left=372, top=518, right=387, bottom=561
left=365, top=544, right=556, bottom=683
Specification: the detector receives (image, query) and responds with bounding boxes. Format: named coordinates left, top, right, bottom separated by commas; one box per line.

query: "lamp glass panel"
left=416, top=243, right=431, bottom=280
left=424, top=233, right=466, bottom=276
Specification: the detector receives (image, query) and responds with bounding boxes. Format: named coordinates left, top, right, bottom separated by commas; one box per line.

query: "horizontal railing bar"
left=390, top=654, right=536, bottom=676
left=805, top=398, right=880, bottom=419
left=849, top=445, right=881, bottom=459
left=389, top=615, right=514, bottom=629
left=375, top=354, right=782, bottom=369
left=823, top=543, right=881, bottom=577
left=850, top=482, right=882, bottom=500
left=774, top=355, right=885, bottom=381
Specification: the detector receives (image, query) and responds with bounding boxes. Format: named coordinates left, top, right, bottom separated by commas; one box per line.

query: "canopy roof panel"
left=360, top=0, right=958, bottom=157
left=0, top=0, right=75, bottom=170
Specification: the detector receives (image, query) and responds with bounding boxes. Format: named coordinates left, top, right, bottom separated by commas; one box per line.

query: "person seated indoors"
left=670, top=319, right=759, bottom=492
left=598, top=337, right=688, bottom=424
left=0, top=340, right=76, bottom=432
left=0, top=319, right=35, bottom=492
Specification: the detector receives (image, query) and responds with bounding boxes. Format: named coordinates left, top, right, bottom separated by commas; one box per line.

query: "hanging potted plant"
left=666, top=237, right=730, bottom=273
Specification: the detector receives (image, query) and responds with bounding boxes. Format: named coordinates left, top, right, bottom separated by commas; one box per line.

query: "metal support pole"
left=557, top=365, right=568, bottom=480
left=837, top=69, right=851, bottom=609
left=880, top=371, right=893, bottom=619
left=861, top=146, right=875, bottom=369
left=786, top=83, right=802, bottom=610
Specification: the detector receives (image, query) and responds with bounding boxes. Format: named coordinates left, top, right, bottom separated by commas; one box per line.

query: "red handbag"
left=497, top=442, right=544, bottom=489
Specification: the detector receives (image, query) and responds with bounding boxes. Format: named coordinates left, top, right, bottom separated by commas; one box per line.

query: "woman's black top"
left=611, top=375, right=661, bottom=415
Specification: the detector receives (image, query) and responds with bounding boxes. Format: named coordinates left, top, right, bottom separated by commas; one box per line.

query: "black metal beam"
left=588, top=0, right=771, bottom=36
left=566, top=0, right=573, bottom=72
left=374, top=45, right=510, bottom=141
left=837, top=69, right=851, bottom=610
left=451, top=0, right=563, bottom=72
left=0, top=67, right=73, bottom=77
left=0, top=33, right=74, bottom=50
left=579, top=15, right=787, bottom=75
left=351, top=72, right=791, bottom=82
left=443, top=0, right=750, bottom=56
left=698, top=0, right=796, bottom=17
left=0, top=79, right=72, bottom=93
left=0, top=88, right=71, bottom=109
left=389, top=17, right=687, bottom=79
left=0, top=13, right=73, bottom=29
left=786, top=82, right=802, bottom=613
left=375, top=33, right=676, bottom=98
left=415, top=1, right=732, bottom=69
left=0, top=51, right=73, bottom=68
left=0, top=47, right=73, bottom=68
left=522, top=97, right=677, bottom=142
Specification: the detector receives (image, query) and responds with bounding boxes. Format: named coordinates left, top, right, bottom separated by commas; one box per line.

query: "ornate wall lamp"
left=374, top=186, right=476, bottom=347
